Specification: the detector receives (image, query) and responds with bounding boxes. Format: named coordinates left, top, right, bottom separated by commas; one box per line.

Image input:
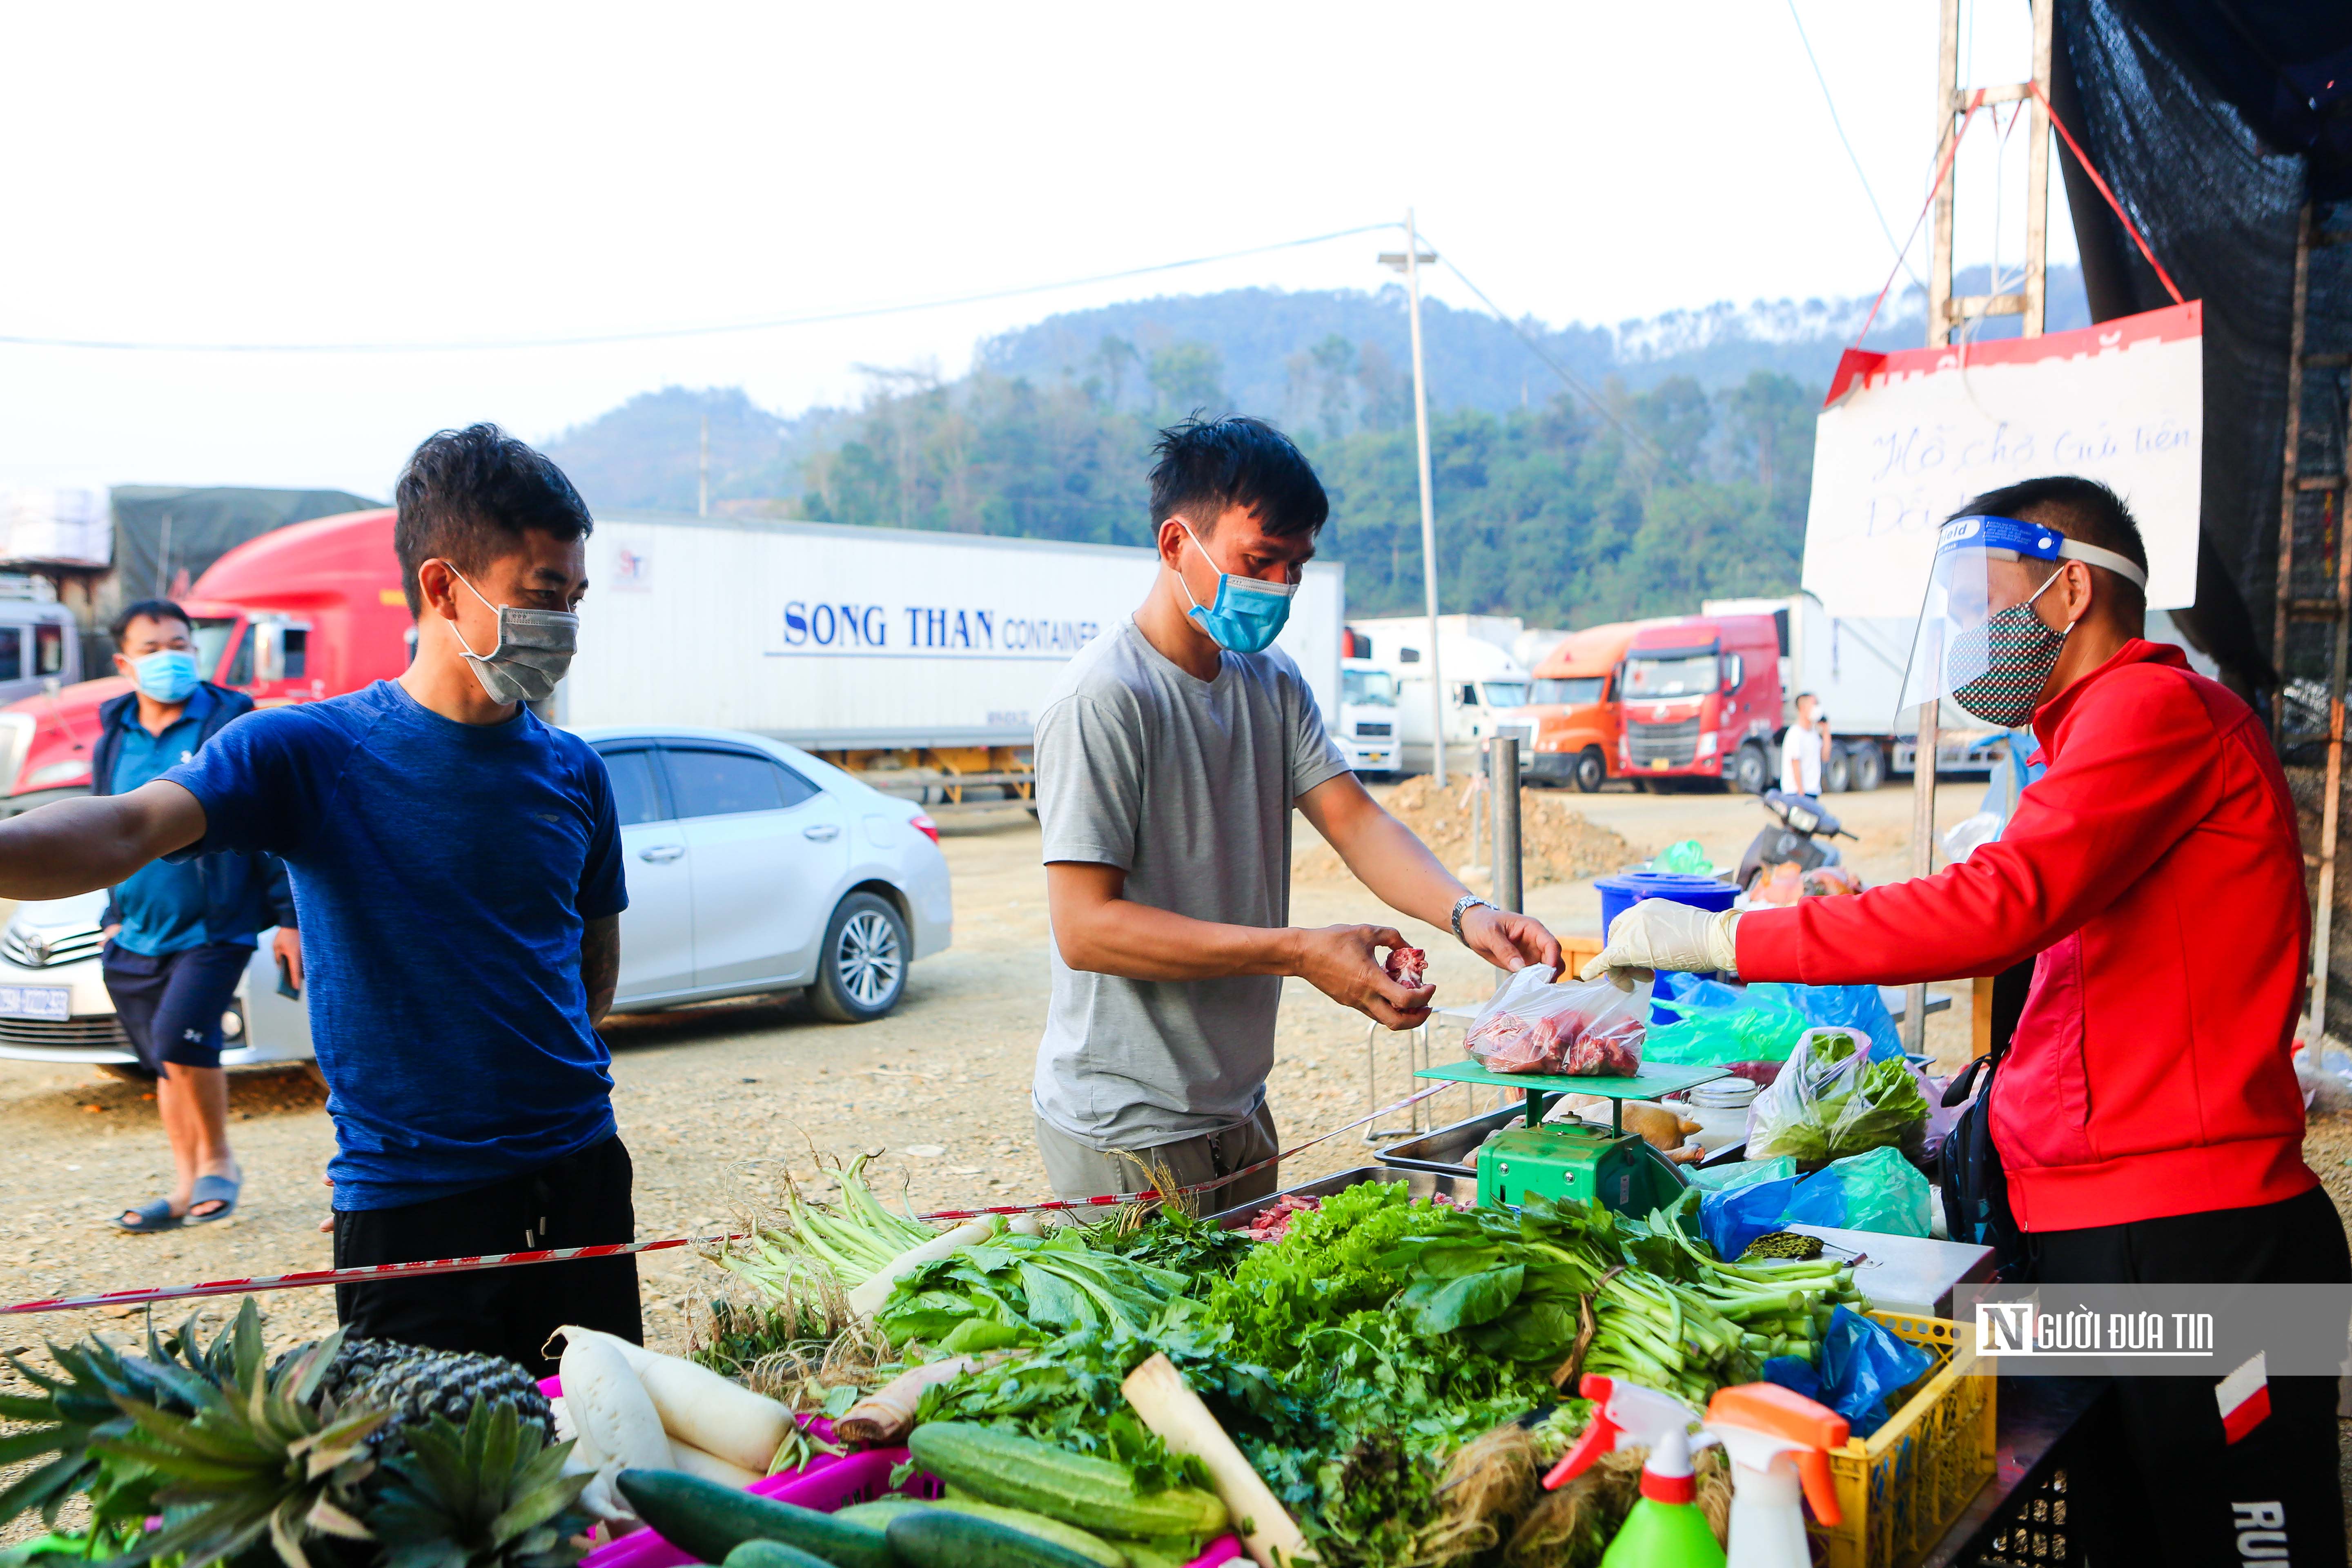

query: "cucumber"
left=887, top=1511, right=1109, bottom=1568
left=726, top=1545, right=837, bottom=1568
left=841, top=1499, right=1126, bottom=1567
left=835, top=1500, right=932, bottom=1530
left=614, top=1468, right=893, bottom=1568
left=908, top=1425, right=1227, bottom=1539
left=1108, top=1544, right=1188, bottom=1568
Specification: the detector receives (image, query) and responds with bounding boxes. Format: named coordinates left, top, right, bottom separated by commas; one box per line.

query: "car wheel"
left=1824, top=746, right=1852, bottom=794
left=1731, top=742, right=1771, bottom=795
left=1849, top=741, right=1886, bottom=792
left=1572, top=747, right=1607, bottom=793
left=97, top=1062, right=156, bottom=1084
left=809, top=892, right=910, bottom=1023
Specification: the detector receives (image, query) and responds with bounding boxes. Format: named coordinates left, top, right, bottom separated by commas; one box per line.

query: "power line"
left=0, top=223, right=1394, bottom=355
left=1415, top=238, right=1677, bottom=474
left=1784, top=0, right=1926, bottom=295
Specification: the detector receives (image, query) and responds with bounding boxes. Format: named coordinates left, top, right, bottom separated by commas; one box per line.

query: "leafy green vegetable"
left=1749, top=1032, right=1931, bottom=1162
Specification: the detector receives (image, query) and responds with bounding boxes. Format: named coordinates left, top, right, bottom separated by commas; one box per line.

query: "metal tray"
left=1203, top=1164, right=1469, bottom=1228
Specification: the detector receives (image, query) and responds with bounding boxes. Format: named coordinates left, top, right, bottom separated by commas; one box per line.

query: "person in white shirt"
left=1779, top=691, right=1830, bottom=798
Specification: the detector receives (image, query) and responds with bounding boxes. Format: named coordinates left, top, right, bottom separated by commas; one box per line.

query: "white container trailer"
left=558, top=516, right=1343, bottom=799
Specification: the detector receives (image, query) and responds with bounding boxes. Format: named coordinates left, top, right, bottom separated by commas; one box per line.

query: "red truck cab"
left=1615, top=614, right=1784, bottom=793
left=0, top=509, right=410, bottom=811
left=1518, top=621, right=1643, bottom=793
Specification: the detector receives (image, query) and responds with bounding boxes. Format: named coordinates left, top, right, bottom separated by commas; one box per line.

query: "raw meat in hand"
left=1385, top=946, right=1428, bottom=987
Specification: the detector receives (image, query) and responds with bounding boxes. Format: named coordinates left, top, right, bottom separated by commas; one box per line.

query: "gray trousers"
left=1033, top=1101, right=1281, bottom=1216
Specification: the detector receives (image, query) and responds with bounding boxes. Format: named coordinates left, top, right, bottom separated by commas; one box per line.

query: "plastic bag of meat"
left=1385, top=945, right=1428, bottom=987
left=1461, top=963, right=1650, bottom=1077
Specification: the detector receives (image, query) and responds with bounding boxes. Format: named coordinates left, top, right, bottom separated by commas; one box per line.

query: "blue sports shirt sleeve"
left=575, top=748, right=628, bottom=921
left=157, top=707, right=322, bottom=862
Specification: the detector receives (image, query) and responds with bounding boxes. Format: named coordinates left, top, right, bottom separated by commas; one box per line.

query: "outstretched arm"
left=1295, top=772, right=1562, bottom=973
left=0, top=781, right=206, bottom=901
left=1046, top=860, right=1434, bottom=1029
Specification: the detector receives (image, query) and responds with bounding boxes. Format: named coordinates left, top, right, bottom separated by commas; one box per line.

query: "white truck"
left=1344, top=615, right=1532, bottom=775
left=1336, top=655, right=1400, bottom=773
left=557, top=517, right=1345, bottom=801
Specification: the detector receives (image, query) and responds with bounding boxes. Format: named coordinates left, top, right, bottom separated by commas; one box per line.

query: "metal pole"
left=698, top=414, right=710, bottom=518
left=1491, top=733, right=1523, bottom=913
left=1907, top=701, right=1939, bottom=1055
left=1403, top=207, right=1445, bottom=787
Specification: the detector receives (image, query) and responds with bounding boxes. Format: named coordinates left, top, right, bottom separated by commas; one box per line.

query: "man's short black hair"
left=393, top=423, right=594, bottom=615
left=110, top=598, right=191, bottom=650
left=1954, top=475, right=2149, bottom=610
left=1147, top=416, right=1328, bottom=539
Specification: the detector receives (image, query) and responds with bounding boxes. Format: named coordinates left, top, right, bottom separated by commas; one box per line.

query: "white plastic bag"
left=1744, top=1027, right=1930, bottom=1165
left=1463, top=964, right=1649, bottom=1076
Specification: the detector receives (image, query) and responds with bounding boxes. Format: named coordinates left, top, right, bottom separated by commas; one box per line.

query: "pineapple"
left=367, top=1402, right=591, bottom=1568
left=92, top=1301, right=388, bottom=1568
left=288, top=1339, right=555, bottom=1457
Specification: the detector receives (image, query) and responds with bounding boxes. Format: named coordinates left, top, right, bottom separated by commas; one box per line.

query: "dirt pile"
left=1296, top=775, right=1648, bottom=889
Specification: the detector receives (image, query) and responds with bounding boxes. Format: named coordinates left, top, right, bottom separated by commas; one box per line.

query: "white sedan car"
left=0, top=726, right=953, bottom=1077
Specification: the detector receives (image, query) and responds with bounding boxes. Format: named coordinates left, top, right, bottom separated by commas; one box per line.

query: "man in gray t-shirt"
left=1033, top=416, right=1561, bottom=1205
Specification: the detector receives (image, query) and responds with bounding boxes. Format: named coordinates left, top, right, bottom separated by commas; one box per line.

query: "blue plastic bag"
left=1814, top=1305, right=1935, bottom=1437
left=1699, top=1170, right=1803, bottom=1260
left=1751, top=982, right=1904, bottom=1060
left=1780, top=1145, right=1932, bottom=1238
left=1689, top=1153, right=1796, bottom=1193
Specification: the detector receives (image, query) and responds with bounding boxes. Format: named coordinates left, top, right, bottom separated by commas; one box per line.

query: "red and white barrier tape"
left=3, top=1080, right=1458, bottom=1316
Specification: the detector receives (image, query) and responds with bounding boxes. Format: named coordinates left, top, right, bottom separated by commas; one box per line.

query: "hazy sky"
left=0, top=2, right=2073, bottom=497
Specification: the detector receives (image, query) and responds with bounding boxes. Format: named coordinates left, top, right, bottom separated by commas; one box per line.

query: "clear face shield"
left=1898, top=514, right=2148, bottom=729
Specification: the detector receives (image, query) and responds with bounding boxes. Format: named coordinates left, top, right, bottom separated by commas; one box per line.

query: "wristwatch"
left=1450, top=893, right=1495, bottom=944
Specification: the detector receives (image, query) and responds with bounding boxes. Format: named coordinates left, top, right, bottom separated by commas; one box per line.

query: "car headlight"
left=25, top=760, right=90, bottom=789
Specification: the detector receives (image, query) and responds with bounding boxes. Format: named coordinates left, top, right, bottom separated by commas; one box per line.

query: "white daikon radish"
left=1006, top=1212, right=1049, bottom=1237
left=1123, top=1352, right=1310, bottom=1568
left=559, top=1325, right=795, bottom=1474
left=667, top=1437, right=762, bottom=1489
left=844, top=1218, right=999, bottom=1317
left=549, top=1395, right=575, bottom=1444
left=561, top=1333, right=669, bottom=1477
left=835, top=1355, right=980, bottom=1446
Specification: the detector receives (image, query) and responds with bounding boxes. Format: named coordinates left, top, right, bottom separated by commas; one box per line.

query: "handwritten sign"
left=1802, top=302, right=2203, bottom=615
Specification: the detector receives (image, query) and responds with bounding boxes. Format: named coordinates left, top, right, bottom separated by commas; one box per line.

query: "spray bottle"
left=1541, top=1374, right=1724, bottom=1568
left=1700, top=1383, right=1849, bottom=1568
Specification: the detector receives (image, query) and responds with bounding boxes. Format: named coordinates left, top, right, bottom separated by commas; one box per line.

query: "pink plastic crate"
left=545, top=1374, right=1246, bottom=1568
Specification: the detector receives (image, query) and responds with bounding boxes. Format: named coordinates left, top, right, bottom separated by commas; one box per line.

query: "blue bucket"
left=1595, top=871, right=1739, bottom=945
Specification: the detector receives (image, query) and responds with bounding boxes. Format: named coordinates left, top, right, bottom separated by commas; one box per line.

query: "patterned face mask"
left=1948, top=570, right=2069, bottom=728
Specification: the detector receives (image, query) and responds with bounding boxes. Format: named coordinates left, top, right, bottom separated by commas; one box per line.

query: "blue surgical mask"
left=1176, top=521, right=1296, bottom=654
left=130, top=649, right=200, bottom=704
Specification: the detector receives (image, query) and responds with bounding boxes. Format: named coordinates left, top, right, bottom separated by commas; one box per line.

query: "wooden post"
left=1927, top=0, right=1962, bottom=350
left=2022, top=0, right=2054, bottom=338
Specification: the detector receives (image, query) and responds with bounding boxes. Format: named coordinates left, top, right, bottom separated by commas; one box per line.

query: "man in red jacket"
left=1588, top=476, right=2347, bottom=1566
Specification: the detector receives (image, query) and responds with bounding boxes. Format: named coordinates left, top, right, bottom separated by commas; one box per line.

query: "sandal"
left=186, top=1173, right=241, bottom=1225
left=115, top=1197, right=183, bottom=1234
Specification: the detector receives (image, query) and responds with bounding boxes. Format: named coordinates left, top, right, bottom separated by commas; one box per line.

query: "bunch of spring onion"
left=720, top=1154, right=943, bottom=1300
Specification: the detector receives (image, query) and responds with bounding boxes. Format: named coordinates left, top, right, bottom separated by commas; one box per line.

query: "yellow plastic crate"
left=1811, top=1311, right=1998, bottom=1568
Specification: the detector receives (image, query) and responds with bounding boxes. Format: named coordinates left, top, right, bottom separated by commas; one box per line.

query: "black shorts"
left=99, top=941, right=252, bottom=1072
left=332, top=1134, right=643, bottom=1375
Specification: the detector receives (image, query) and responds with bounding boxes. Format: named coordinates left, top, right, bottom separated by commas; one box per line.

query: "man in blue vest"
left=97, top=598, right=298, bottom=1232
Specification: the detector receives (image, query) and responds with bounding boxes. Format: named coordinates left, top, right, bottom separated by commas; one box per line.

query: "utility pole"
left=698, top=414, right=710, bottom=518
left=1910, top=0, right=2056, bottom=1056
left=1382, top=210, right=1445, bottom=785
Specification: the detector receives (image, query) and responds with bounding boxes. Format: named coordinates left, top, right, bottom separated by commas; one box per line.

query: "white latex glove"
left=1578, top=900, right=1740, bottom=980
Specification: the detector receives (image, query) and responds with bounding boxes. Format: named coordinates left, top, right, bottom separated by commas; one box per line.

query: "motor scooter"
left=1734, top=789, right=1857, bottom=896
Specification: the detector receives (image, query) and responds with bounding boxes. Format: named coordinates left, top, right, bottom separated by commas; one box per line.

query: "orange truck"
left=1516, top=621, right=1647, bottom=792
left=0, top=508, right=411, bottom=813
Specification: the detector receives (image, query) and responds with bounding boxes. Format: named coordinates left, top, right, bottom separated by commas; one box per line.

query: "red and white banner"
left=1802, top=302, right=2204, bottom=617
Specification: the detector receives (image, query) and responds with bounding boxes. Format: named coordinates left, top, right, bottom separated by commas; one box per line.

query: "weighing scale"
left=1413, top=1059, right=1732, bottom=1216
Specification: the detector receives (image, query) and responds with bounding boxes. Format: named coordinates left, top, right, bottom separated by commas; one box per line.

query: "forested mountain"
left=543, top=266, right=2087, bottom=626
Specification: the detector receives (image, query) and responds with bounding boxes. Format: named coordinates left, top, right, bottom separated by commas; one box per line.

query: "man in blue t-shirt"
left=0, top=425, right=634, bottom=1371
